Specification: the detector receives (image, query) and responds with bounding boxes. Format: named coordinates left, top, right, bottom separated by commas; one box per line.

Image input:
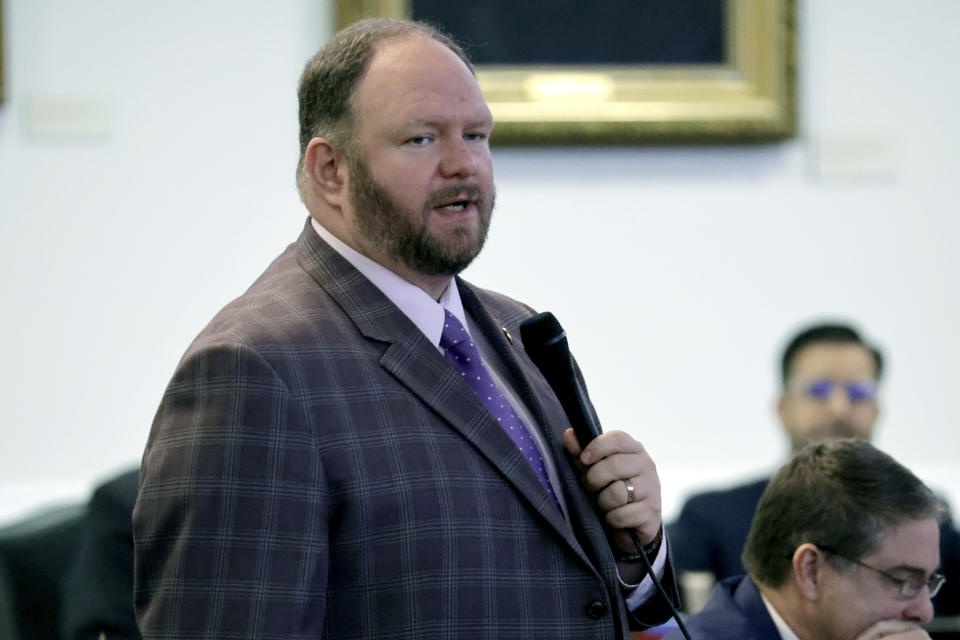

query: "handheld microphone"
left=519, top=311, right=602, bottom=448
left=520, top=311, right=693, bottom=640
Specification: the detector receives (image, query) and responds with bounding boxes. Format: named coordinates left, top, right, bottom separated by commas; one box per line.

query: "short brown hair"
left=295, top=18, right=472, bottom=189
left=780, top=323, right=883, bottom=388
left=743, top=438, right=944, bottom=587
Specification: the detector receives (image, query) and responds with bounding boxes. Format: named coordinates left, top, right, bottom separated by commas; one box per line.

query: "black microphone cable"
left=625, top=529, right=693, bottom=640
left=520, top=311, right=693, bottom=640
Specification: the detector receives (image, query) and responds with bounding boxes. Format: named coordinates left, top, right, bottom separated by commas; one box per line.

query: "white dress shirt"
left=761, top=592, right=801, bottom=640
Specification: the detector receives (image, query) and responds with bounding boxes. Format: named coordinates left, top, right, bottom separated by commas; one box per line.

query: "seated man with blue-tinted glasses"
left=667, top=322, right=960, bottom=615
left=776, top=323, right=881, bottom=450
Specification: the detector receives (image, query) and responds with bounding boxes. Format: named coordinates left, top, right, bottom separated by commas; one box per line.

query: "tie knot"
left=440, top=310, right=472, bottom=351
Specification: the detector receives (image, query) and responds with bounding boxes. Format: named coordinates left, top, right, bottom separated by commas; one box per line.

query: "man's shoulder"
left=664, top=577, right=771, bottom=640
left=459, top=280, right=535, bottom=317
left=677, top=477, right=770, bottom=522
left=90, top=469, right=140, bottom=514
left=174, top=234, right=363, bottom=371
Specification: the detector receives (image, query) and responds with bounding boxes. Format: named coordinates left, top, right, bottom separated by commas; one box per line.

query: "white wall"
left=1, top=1, right=958, bottom=526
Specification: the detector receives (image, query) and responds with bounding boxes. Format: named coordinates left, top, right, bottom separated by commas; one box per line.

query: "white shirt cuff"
left=620, top=533, right=669, bottom=610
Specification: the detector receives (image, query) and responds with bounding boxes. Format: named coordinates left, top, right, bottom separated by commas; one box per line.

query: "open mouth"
left=430, top=184, right=484, bottom=214
left=436, top=198, right=472, bottom=212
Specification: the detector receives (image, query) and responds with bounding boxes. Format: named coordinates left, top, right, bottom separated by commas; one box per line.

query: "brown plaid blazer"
left=133, top=218, right=677, bottom=638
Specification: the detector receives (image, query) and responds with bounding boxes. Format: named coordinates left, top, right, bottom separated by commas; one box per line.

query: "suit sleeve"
left=133, top=342, right=328, bottom=637
left=624, top=541, right=681, bottom=629
left=568, top=357, right=682, bottom=628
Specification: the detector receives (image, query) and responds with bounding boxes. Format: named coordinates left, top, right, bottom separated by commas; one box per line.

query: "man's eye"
left=465, top=132, right=488, bottom=142
left=407, top=136, right=431, bottom=145
left=902, top=574, right=926, bottom=589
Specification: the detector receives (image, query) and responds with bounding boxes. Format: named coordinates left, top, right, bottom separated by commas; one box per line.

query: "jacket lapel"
left=733, top=577, right=783, bottom=639
left=458, top=281, right=611, bottom=568
left=293, top=222, right=581, bottom=543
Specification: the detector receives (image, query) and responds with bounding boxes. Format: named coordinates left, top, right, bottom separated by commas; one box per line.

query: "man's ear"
left=776, top=392, right=788, bottom=425
left=304, top=137, right=348, bottom=207
left=792, top=543, right=825, bottom=601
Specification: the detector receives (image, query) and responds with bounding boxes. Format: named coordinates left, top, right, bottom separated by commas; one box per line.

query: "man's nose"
left=439, top=138, right=478, bottom=179
left=902, top=590, right=935, bottom=625
left=825, top=387, right=852, bottom=416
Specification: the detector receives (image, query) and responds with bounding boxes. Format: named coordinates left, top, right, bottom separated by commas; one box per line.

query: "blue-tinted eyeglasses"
left=796, top=379, right=878, bottom=402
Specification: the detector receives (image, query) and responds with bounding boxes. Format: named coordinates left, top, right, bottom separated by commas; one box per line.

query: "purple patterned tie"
left=440, top=310, right=560, bottom=509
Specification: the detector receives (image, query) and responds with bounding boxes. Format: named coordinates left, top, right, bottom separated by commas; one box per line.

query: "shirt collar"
left=759, top=591, right=801, bottom=640
left=311, top=217, right=469, bottom=348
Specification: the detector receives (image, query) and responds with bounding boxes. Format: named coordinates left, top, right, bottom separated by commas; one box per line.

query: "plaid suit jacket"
left=134, top=219, right=677, bottom=639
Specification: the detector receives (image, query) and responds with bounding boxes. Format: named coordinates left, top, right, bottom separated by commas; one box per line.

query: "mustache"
left=425, top=183, right=490, bottom=210
left=826, top=420, right=861, bottom=438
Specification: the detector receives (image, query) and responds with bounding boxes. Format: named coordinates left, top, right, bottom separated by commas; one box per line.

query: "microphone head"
left=520, top=311, right=602, bottom=446
left=520, top=311, right=570, bottom=369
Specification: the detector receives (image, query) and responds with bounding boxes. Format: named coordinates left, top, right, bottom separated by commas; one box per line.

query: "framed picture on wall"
left=337, top=0, right=795, bottom=145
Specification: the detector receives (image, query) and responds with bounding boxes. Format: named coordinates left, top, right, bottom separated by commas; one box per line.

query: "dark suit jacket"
left=61, top=469, right=141, bottom=640
left=667, top=476, right=960, bottom=615
left=134, top=219, right=677, bottom=639
left=0, top=556, right=21, bottom=640
left=663, top=575, right=779, bottom=640
left=667, top=477, right=768, bottom=585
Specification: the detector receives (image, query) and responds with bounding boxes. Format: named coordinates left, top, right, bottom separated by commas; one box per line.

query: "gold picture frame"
left=337, top=0, right=796, bottom=145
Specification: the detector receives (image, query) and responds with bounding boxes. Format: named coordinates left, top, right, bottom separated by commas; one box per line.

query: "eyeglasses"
left=791, top=379, right=878, bottom=402
left=817, top=545, right=945, bottom=599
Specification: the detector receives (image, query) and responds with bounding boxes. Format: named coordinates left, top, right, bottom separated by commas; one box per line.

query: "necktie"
left=440, top=310, right=560, bottom=508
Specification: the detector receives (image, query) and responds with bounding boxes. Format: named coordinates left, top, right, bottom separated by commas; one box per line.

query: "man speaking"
left=133, top=18, right=677, bottom=639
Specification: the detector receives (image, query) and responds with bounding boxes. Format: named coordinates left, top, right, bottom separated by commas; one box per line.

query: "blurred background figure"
left=0, top=499, right=85, bottom=640
left=667, top=322, right=960, bottom=616
left=60, top=469, right=140, bottom=640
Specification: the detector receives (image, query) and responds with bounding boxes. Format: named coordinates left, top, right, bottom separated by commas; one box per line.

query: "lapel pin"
left=502, top=327, right=514, bottom=345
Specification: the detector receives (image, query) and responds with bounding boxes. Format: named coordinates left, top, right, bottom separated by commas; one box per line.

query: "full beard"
left=348, top=154, right=495, bottom=277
